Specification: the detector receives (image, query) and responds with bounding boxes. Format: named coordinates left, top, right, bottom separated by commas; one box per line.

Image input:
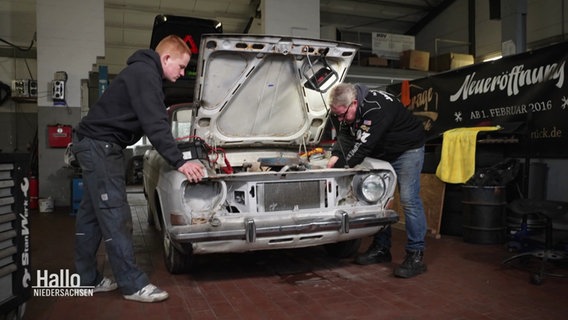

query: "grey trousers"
left=72, top=136, right=149, bottom=295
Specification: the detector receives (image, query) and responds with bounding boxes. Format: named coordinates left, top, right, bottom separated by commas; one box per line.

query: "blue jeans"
left=72, top=136, right=149, bottom=295
left=374, top=146, right=427, bottom=252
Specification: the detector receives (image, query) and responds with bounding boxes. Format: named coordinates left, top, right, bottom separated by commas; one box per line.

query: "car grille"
left=258, top=180, right=325, bottom=212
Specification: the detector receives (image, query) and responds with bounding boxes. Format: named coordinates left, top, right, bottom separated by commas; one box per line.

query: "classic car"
left=143, top=34, right=399, bottom=273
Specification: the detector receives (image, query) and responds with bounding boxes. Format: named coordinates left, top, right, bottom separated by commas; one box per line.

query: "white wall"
left=35, top=0, right=104, bottom=206
left=36, top=0, right=104, bottom=108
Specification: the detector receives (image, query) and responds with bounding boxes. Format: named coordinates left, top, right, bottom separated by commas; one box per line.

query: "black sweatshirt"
left=332, top=84, right=425, bottom=168
left=76, top=49, right=185, bottom=169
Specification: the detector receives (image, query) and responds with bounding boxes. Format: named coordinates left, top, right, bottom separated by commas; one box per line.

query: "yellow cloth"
left=435, top=126, right=501, bottom=184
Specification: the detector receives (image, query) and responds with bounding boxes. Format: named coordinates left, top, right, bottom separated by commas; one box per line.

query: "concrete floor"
left=23, top=187, right=568, bottom=320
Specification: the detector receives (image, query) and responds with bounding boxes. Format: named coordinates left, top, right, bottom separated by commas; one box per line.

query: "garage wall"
left=1, top=0, right=567, bottom=204
left=0, top=104, right=37, bottom=153
left=414, top=0, right=568, bottom=202
left=0, top=0, right=36, bottom=46
left=416, top=0, right=568, bottom=58
left=415, top=0, right=472, bottom=56
left=35, top=0, right=104, bottom=207
left=543, top=160, right=568, bottom=201
left=0, top=0, right=37, bottom=153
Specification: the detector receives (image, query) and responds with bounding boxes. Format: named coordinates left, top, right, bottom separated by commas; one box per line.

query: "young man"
left=327, top=82, right=428, bottom=278
left=72, top=35, right=205, bottom=302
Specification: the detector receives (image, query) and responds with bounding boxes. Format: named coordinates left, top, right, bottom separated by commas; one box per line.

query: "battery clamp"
left=176, top=135, right=233, bottom=174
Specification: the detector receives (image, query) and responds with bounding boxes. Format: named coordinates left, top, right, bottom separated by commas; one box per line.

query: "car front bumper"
left=168, top=208, right=399, bottom=254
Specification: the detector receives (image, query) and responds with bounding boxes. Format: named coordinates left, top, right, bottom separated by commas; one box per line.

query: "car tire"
left=163, top=231, right=193, bottom=274
left=324, top=239, right=362, bottom=259
left=144, top=188, right=155, bottom=226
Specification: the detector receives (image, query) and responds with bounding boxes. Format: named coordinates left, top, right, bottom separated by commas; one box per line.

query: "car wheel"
left=163, top=231, right=193, bottom=274
left=324, top=239, right=362, bottom=259
left=145, top=189, right=155, bottom=226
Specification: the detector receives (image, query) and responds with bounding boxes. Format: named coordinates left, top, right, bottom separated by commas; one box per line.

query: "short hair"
left=155, top=35, right=191, bottom=58
left=329, top=83, right=357, bottom=107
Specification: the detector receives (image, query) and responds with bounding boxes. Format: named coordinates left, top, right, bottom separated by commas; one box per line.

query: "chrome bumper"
left=169, top=209, right=399, bottom=243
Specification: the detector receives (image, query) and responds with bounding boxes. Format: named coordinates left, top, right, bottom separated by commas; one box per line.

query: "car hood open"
left=192, top=34, right=359, bottom=147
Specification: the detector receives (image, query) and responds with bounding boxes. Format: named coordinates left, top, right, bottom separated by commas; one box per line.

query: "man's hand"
left=326, top=155, right=339, bottom=168
left=178, top=161, right=205, bottom=183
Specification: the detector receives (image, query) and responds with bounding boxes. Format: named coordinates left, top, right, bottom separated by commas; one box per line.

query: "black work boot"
left=354, top=243, right=392, bottom=265
left=394, top=250, right=427, bottom=278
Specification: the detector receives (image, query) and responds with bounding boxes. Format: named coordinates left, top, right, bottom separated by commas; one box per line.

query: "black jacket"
left=332, top=84, right=425, bottom=167
left=76, top=49, right=185, bottom=169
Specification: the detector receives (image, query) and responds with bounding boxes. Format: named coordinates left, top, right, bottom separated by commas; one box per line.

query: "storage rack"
left=0, top=153, right=31, bottom=317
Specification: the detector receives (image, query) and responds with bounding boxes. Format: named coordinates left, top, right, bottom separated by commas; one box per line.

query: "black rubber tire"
left=163, top=231, right=193, bottom=274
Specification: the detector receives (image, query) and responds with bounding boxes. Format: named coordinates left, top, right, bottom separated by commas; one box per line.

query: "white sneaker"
left=123, top=284, right=169, bottom=303
left=93, top=277, right=118, bottom=293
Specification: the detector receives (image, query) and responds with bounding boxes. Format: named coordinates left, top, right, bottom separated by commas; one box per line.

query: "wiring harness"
left=176, top=135, right=233, bottom=174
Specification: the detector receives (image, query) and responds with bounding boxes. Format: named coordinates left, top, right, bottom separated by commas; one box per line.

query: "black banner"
left=387, top=41, right=568, bottom=158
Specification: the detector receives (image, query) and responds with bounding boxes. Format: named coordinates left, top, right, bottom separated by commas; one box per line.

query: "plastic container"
left=39, top=197, right=54, bottom=213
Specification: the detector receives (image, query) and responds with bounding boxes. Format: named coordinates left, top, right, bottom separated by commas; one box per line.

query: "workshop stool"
left=503, top=199, right=568, bottom=285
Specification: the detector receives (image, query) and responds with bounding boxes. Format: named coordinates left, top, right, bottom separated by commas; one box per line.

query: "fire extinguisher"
left=29, top=175, right=38, bottom=209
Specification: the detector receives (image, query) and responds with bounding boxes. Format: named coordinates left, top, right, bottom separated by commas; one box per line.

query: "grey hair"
left=329, top=83, right=357, bottom=107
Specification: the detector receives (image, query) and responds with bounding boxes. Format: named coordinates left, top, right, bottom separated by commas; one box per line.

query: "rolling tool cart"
left=0, top=153, right=31, bottom=319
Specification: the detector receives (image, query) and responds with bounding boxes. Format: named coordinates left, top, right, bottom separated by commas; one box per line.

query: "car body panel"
left=193, top=34, right=360, bottom=146
left=143, top=34, right=399, bottom=267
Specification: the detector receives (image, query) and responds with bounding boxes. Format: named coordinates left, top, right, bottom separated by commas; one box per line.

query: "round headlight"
left=357, top=174, right=386, bottom=203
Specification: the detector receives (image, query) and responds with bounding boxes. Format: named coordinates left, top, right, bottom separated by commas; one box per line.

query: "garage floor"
left=23, top=186, right=567, bottom=320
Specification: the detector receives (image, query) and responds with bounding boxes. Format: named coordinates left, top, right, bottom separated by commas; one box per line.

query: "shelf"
left=11, top=97, right=37, bottom=103
left=477, top=137, right=519, bottom=144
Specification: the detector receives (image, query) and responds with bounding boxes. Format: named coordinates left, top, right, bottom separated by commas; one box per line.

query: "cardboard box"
left=367, top=55, right=388, bottom=67
left=400, top=50, right=430, bottom=71
left=430, top=53, right=474, bottom=72
left=361, top=54, right=389, bottom=67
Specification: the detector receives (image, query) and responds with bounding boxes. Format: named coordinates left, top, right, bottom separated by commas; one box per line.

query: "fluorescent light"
left=483, top=55, right=502, bottom=62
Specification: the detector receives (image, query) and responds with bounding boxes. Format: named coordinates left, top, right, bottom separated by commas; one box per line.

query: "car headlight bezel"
left=353, top=172, right=390, bottom=204
left=182, top=180, right=227, bottom=219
